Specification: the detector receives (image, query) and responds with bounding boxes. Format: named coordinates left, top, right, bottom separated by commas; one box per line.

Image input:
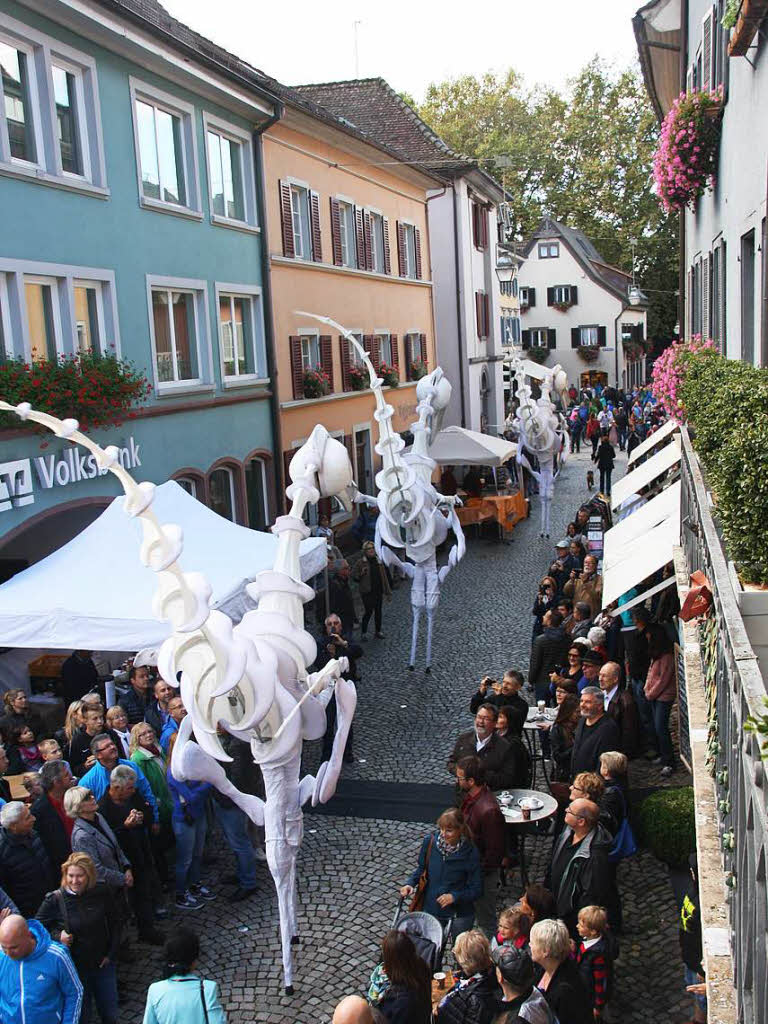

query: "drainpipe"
left=679, top=0, right=689, bottom=340
left=614, top=308, right=625, bottom=389
left=761, top=162, right=768, bottom=366
left=451, top=182, right=467, bottom=427
left=252, top=105, right=285, bottom=516
left=426, top=185, right=447, bottom=395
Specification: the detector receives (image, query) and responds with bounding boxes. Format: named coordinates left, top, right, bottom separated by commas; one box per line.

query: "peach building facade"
left=262, top=109, right=442, bottom=520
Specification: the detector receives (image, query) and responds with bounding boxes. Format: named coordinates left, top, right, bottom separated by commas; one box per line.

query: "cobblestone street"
left=119, top=448, right=691, bottom=1023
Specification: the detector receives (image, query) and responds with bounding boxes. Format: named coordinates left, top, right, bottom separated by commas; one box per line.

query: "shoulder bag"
left=408, top=835, right=434, bottom=912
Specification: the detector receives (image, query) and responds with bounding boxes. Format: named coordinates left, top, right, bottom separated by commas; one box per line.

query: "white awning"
left=602, top=513, right=680, bottom=609
left=428, top=426, right=517, bottom=467
left=611, top=439, right=681, bottom=511
left=604, top=481, right=681, bottom=564
left=627, top=419, right=680, bottom=466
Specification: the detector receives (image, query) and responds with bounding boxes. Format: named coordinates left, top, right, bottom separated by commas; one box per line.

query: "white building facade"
left=518, top=218, right=648, bottom=391
left=634, top=0, right=767, bottom=363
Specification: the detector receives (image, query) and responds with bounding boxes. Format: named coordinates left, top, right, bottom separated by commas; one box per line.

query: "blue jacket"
left=0, top=918, right=82, bottom=1024
left=167, top=772, right=211, bottom=824
left=79, top=759, right=159, bottom=822
left=406, top=833, right=482, bottom=923
left=159, top=718, right=179, bottom=754
left=142, top=974, right=226, bottom=1024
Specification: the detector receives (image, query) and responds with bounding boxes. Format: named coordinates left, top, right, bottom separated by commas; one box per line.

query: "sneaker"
left=660, top=765, right=674, bottom=777
left=190, top=884, right=216, bottom=902
left=175, top=890, right=202, bottom=911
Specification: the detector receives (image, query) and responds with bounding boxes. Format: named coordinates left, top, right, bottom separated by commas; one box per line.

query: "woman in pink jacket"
left=644, top=628, right=677, bottom=776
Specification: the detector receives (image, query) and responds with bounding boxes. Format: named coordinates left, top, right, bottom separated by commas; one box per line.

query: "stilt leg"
left=409, top=605, right=421, bottom=668
left=425, top=608, right=434, bottom=670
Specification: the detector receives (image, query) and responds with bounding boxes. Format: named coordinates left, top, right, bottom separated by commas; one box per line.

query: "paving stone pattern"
left=118, top=448, right=690, bottom=1022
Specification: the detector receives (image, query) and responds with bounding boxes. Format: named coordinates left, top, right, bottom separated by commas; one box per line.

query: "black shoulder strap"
left=55, top=889, right=71, bottom=934
left=200, top=979, right=210, bottom=1024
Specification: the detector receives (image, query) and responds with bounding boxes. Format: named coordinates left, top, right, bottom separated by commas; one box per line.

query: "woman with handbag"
left=399, top=808, right=482, bottom=938
left=142, top=927, right=227, bottom=1023
left=599, top=751, right=636, bottom=930
left=36, top=852, right=121, bottom=1024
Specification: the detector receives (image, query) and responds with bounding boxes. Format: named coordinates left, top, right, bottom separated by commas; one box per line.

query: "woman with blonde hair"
left=55, top=699, right=84, bottom=762
left=37, top=851, right=121, bottom=1024
left=399, top=807, right=482, bottom=937
left=0, top=688, right=42, bottom=744
left=129, top=722, right=173, bottom=827
left=530, top=919, right=591, bottom=1024
left=436, top=929, right=500, bottom=1023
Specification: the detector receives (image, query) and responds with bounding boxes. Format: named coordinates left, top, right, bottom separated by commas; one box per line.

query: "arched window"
left=209, top=466, right=237, bottom=522
left=176, top=476, right=199, bottom=499
left=245, top=457, right=268, bottom=531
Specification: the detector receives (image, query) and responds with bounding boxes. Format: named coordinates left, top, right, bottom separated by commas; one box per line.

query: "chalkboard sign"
left=675, top=635, right=691, bottom=771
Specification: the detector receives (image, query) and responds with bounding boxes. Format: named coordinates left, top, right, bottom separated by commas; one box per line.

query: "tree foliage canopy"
left=418, top=59, right=677, bottom=337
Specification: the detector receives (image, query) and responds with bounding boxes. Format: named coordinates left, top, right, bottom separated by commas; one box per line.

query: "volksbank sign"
left=0, top=439, right=141, bottom=513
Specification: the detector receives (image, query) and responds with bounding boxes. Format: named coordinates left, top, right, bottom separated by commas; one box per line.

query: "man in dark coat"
left=469, top=671, right=528, bottom=734
left=60, top=650, right=99, bottom=706
left=528, top=610, right=570, bottom=702
left=619, top=606, right=656, bottom=754
left=570, top=601, right=593, bottom=640
left=315, top=613, right=363, bottom=762
left=599, top=661, right=640, bottom=757
left=547, top=798, right=613, bottom=936
left=118, top=664, right=152, bottom=725
left=0, top=801, right=55, bottom=916
left=144, top=678, right=174, bottom=741
left=447, top=705, right=516, bottom=792
left=570, top=688, right=621, bottom=778
left=327, top=560, right=357, bottom=634
left=32, top=760, right=75, bottom=873
left=457, top=756, right=505, bottom=938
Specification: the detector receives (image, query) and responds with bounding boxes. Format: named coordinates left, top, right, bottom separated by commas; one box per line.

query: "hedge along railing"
left=679, top=425, right=768, bottom=1023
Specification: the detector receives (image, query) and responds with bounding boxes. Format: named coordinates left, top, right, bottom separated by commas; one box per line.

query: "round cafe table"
left=523, top=706, right=557, bottom=787
left=494, top=787, right=558, bottom=887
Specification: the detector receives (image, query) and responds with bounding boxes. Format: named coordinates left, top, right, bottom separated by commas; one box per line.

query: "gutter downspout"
left=451, top=183, right=467, bottom=428
left=614, top=307, right=626, bottom=389
left=252, top=106, right=285, bottom=516
left=761, top=162, right=768, bottom=366
left=426, top=186, right=448, bottom=405
left=679, top=0, right=689, bottom=340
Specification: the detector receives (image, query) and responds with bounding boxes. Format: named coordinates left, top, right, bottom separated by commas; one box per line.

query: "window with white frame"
left=300, top=331, right=320, bottom=370
left=204, top=115, right=258, bottom=230
left=552, top=285, right=572, bottom=304
left=529, top=328, right=549, bottom=346
left=209, top=466, right=237, bottom=522
left=579, top=325, right=599, bottom=346
left=370, top=212, right=385, bottom=273
left=538, top=242, right=559, bottom=259
left=216, top=288, right=266, bottom=382
left=130, top=78, right=199, bottom=216
left=73, top=279, right=105, bottom=355
left=519, top=287, right=532, bottom=306
left=176, top=476, right=199, bottom=499
left=349, top=331, right=363, bottom=367
left=147, top=277, right=210, bottom=392
left=290, top=184, right=312, bottom=260
left=403, top=223, right=417, bottom=278
left=246, top=457, right=268, bottom=531
left=376, top=331, right=392, bottom=366
left=0, top=19, right=106, bottom=190
left=338, top=200, right=357, bottom=268
left=0, top=258, right=120, bottom=362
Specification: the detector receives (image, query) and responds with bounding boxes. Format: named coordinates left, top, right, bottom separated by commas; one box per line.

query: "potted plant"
left=721, top=0, right=739, bottom=29
left=520, top=302, right=530, bottom=313
left=552, top=300, right=573, bottom=313
left=526, top=345, right=550, bottom=365
left=302, top=367, right=331, bottom=399
left=577, top=346, right=600, bottom=363
left=653, top=86, right=724, bottom=214
left=0, top=350, right=151, bottom=431
left=348, top=365, right=368, bottom=392
left=410, top=359, right=428, bottom=381
left=379, top=363, right=399, bottom=388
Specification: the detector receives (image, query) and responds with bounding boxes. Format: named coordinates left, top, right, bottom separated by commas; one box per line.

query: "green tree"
left=418, top=60, right=677, bottom=338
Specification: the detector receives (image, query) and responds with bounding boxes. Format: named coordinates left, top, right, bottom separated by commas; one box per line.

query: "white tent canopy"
left=611, top=439, right=681, bottom=511
left=603, top=481, right=681, bottom=565
left=602, top=513, right=681, bottom=611
left=0, top=481, right=327, bottom=650
left=627, top=419, right=680, bottom=466
left=428, top=426, right=517, bottom=466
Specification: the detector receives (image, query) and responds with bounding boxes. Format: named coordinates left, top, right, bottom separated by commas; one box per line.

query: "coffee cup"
left=537, top=700, right=546, bottom=715
left=434, top=971, right=446, bottom=989
left=522, top=805, right=531, bottom=820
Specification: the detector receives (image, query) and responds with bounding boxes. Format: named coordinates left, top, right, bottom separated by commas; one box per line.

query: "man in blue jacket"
left=0, top=915, right=82, bottom=1024
left=79, top=733, right=159, bottom=825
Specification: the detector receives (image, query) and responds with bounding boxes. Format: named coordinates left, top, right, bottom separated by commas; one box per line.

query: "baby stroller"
left=392, top=895, right=452, bottom=972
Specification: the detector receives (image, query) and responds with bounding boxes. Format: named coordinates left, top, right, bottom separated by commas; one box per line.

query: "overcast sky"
left=162, top=0, right=644, bottom=100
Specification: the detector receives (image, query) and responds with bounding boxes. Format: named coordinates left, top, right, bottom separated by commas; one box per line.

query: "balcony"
left=728, top=0, right=768, bottom=56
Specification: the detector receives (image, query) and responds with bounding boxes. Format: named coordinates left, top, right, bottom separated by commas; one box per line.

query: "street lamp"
left=495, top=252, right=516, bottom=285
left=627, top=237, right=642, bottom=305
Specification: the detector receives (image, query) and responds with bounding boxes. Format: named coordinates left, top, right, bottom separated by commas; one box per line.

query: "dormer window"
left=538, top=242, right=559, bottom=259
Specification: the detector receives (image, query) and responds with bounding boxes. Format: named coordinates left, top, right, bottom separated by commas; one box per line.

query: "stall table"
left=495, top=787, right=558, bottom=886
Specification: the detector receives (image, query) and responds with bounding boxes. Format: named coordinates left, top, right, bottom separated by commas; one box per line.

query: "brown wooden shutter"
left=355, top=207, right=366, bottom=269
left=570, top=286, right=578, bottom=305
left=471, top=203, right=479, bottom=248
left=571, top=327, right=580, bottom=349
left=397, top=221, right=407, bottom=276
left=283, top=449, right=295, bottom=495
left=363, top=334, right=380, bottom=372
left=419, top=333, right=428, bottom=367
left=343, top=434, right=355, bottom=477
left=363, top=211, right=373, bottom=271
left=329, top=198, right=343, bottom=266
left=414, top=228, right=423, bottom=280
left=289, top=335, right=303, bottom=399
left=475, top=291, right=483, bottom=337
left=382, top=217, right=392, bottom=275
left=390, top=334, right=399, bottom=373
left=319, top=334, right=334, bottom=392
left=309, top=190, right=322, bottom=262
left=483, top=294, right=490, bottom=338
left=405, top=334, right=414, bottom=379
left=597, top=326, right=607, bottom=347
left=339, top=336, right=351, bottom=391
left=280, top=181, right=295, bottom=258
left=480, top=207, right=488, bottom=249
